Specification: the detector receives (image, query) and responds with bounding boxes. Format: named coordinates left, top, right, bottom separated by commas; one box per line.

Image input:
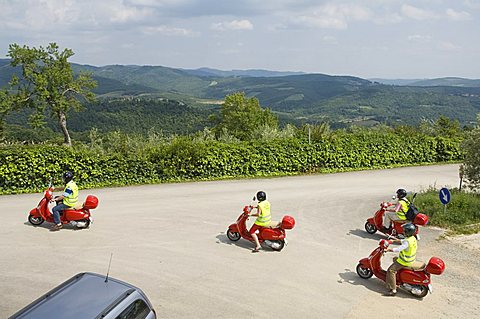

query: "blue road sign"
left=439, top=188, right=451, bottom=205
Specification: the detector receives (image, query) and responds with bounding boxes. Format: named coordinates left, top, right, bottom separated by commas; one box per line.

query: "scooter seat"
left=408, top=261, right=426, bottom=271
left=393, top=258, right=426, bottom=271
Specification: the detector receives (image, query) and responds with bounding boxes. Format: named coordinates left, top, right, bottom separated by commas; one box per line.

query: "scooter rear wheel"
left=364, top=222, right=377, bottom=234
left=28, top=215, right=44, bottom=226
left=409, top=285, right=429, bottom=298
left=77, top=218, right=91, bottom=229
left=270, top=240, right=285, bottom=252
left=356, top=263, right=373, bottom=279
left=226, top=229, right=241, bottom=241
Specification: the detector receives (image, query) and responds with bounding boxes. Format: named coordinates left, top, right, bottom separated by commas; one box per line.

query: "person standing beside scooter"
left=50, top=171, right=78, bottom=231
left=249, top=191, right=279, bottom=253
left=383, top=188, right=409, bottom=231
left=385, top=223, right=418, bottom=296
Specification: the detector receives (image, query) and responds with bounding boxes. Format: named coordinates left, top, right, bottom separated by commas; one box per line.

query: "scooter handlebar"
left=379, top=239, right=393, bottom=249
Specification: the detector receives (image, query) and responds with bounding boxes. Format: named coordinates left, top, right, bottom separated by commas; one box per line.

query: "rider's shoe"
left=381, top=226, right=392, bottom=233
left=50, top=224, right=62, bottom=231
left=383, top=289, right=397, bottom=296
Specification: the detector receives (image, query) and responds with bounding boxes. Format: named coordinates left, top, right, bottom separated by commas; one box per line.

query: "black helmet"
left=402, top=223, right=416, bottom=237
left=396, top=188, right=407, bottom=199
left=256, top=191, right=266, bottom=202
left=63, top=171, right=74, bottom=183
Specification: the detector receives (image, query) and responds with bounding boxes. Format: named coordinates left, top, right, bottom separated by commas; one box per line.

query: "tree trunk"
left=58, top=111, right=71, bottom=147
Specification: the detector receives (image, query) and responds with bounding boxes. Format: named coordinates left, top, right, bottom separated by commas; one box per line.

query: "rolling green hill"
left=2, top=59, right=480, bottom=130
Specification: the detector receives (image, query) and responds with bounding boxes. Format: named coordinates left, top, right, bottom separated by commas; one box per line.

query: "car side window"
left=115, top=299, right=151, bottom=319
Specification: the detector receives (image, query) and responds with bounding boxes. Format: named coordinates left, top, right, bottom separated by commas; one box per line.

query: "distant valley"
left=1, top=59, right=480, bottom=132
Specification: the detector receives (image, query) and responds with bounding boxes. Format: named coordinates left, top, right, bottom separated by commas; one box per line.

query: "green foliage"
left=4, top=43, right=97, bottom=146
left=297, top=122, right=332, bottom=142
left=212, top=92, right=279, bottom=140
left=0, top=89, right=13, bottom=135
left=415, top=188, right=480, bottom=235
left=461, top=114, right=480, bottom=191
left=0, top=129, right=462, bottom=194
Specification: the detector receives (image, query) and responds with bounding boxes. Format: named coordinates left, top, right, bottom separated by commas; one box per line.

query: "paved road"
left=1, top=164, right=479, bottom=318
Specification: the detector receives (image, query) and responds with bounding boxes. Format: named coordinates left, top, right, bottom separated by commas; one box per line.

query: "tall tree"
left=462, top=114, right=480, bottom=191
left=0, top=90, right=12, bottom=136
left=5, top=43, right=96, bottom=146
left=212, top=92, right=278, bottom=140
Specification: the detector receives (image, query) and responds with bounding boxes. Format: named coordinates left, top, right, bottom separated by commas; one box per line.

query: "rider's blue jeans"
left=52, top=203, right=69, bottom=224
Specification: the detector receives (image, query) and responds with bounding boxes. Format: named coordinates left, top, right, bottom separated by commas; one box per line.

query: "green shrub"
left=0, top=130, right=463, bottom=194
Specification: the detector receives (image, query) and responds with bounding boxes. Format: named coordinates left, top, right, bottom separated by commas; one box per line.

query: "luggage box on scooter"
left=414, top=213, right=429, bottom=226
left=426, top=257, right=445, bottom=275
left=281, top=216, right=295, bottom=229
left=83, top=195, right=99, bottom=209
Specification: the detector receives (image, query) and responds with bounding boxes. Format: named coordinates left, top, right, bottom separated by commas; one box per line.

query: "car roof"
left=10, top=272, right=141, bottom=319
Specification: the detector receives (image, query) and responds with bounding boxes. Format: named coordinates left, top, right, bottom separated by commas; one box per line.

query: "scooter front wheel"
left=364, top=222, right=377, bottom=234
left=226, top=229, right=241, bottom=241
left=28, top=215, right=44, bottom=226
left=356, top=263, right=373, bottom=279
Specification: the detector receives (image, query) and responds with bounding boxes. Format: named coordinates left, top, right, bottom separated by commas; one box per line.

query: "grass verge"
left=414, top=188, right=480, bottom=235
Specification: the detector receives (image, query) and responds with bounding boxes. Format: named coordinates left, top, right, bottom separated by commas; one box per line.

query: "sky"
left=0, top=0, right=479, bottom=79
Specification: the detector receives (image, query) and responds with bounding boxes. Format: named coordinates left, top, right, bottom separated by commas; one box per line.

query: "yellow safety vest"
left=396, top=199, right=409, bottom=220
left=63, top=180, right=79, bottom=208
left=397, top=236, right=417, bottom=267
left=255, top=200, right=272, bottom=227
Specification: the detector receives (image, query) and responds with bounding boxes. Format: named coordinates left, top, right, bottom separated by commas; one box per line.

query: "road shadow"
left=347, top=228, right=387, bottom=241
left=23, top=221, right=87, bottom=232
left=337, top=269, right=423, bottom=300
left=215, top=233, right=279, bottom=253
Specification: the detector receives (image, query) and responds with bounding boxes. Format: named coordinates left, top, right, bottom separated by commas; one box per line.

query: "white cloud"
left=438, top=41, right=461, bottom=51
left=407, top=34, right=432, bottom=42
left=293, top=14, right=347, bottom=29
left=446, top=8, right=471, bottom=21
left=374, top=13, right=403, bottom=25
left=463, top=0, right=480, bottom=9
left=142, top=25, right=198, bottom=36
left=108, top=5, right=153, bottom=23
left=401, top=4, right=438, bottom=20
left=211, top=19, right=254, bottom=31
left=289, top=4, right=373, bottom=30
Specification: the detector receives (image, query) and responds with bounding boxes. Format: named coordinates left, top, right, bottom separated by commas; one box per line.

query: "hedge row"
left=0, top=132, right=462, bottom=194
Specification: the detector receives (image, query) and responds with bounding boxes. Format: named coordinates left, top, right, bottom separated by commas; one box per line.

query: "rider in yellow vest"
left=249, top=191, right=280, bottom=253
left=385, top=223, right=418, bottom=295
left=383, top=188, right=409, bottom=231
left=50, top=171, right=79, bottom=231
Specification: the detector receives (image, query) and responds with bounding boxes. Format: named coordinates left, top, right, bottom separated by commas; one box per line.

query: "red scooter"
left=356, top=239, right=445, bottom=298
left=364, top=202, right=428, bottom=238
left=226, top=205, right=295, bottom=251
left=28, top=182, right=99, bottom=229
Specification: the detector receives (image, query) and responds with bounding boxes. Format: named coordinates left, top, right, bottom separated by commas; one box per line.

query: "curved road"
left=1, top=164, right=479, bottom=318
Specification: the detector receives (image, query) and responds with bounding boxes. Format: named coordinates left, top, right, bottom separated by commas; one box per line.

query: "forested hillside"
left=2, top=58, right=480, bottom=131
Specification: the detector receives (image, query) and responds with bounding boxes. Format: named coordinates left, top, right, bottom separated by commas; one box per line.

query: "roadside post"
left=459, top=164, right=464, bottom=191
left=439, top=187, right=451, bottom=215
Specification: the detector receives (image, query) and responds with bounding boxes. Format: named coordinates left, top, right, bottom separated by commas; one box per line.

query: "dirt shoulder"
left=345, top=231, right=480, bottom=319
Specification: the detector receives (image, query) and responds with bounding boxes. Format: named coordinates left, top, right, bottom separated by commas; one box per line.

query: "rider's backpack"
left=402, top=199, right=419, bottom=221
